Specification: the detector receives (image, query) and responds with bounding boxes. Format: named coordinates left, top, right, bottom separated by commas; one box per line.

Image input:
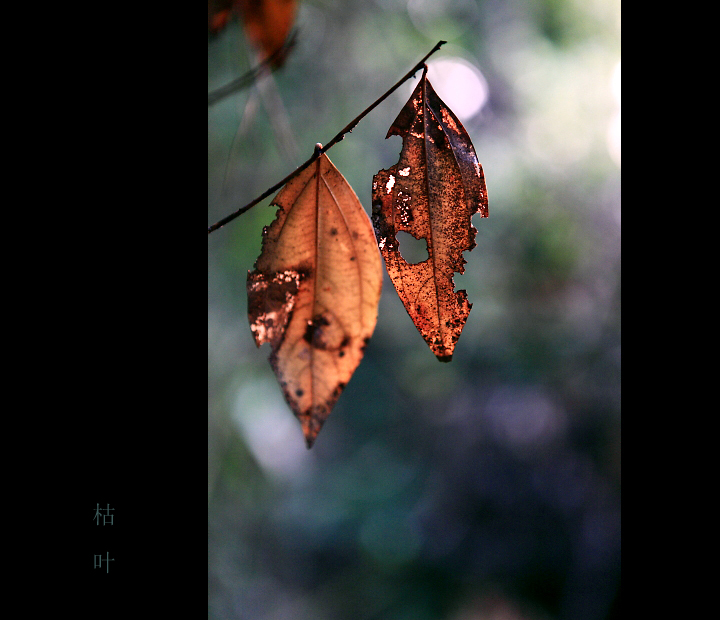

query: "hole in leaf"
left=396, top=231, right=428, bottom=264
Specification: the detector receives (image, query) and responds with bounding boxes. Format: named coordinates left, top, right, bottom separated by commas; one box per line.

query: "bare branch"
left=208, top=41, right=447, bottom=235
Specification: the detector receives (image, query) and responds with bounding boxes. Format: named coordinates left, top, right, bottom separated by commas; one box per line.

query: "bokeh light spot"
left=425, top=57, right=489, bottom=122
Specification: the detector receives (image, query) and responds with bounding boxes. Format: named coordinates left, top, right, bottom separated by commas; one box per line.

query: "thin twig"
left=208, top=40, right=447, bottom=235
left=207, top=32, right=298, bottom=107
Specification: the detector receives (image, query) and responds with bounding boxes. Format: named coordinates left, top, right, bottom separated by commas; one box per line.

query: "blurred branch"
left=208, top=40, right=447, bottom=235
left=207, top=31, right=298, bottom=107
left=254, top=63, right=300, bottom=163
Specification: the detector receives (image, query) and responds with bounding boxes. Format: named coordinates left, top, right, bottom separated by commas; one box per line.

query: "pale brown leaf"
left=248, top=153, right=383, bottom=447
left=372, top=75, right=488, bottom=361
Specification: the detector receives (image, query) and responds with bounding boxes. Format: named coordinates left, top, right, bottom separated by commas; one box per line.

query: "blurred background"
left=208, top=1, right=620, bottom=619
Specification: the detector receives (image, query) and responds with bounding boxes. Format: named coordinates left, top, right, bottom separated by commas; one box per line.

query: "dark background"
left=208, top=2, right=620, bottom=619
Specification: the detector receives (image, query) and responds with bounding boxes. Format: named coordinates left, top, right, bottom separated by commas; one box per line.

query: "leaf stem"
left=208, top=40, right=447, bottom=235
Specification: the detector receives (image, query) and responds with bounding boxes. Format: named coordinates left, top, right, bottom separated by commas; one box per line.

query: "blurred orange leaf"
left=208, top=0, right=234, bottom=34
left=248, top=153, right=383, bottom=447
left=372, top=74, right=488, bottom=361
left=238, top=0, right=297, bottom=65
left=208, top=0, right=297, bottom=67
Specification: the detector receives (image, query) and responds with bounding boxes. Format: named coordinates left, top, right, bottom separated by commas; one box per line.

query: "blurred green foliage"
left=209, top=1, right=620, bottom=619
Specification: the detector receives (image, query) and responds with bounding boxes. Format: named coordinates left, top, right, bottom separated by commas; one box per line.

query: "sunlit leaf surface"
left=248, top=153, right=383, bottom=447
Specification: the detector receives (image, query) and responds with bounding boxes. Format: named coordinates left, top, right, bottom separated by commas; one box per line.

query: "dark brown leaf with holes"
left=372, top=72, right=488, bottom=361
left=248, top=153, right=383, bottom=447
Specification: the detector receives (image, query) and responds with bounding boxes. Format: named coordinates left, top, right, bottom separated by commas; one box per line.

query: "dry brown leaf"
left=248, top=153, right=383, bottom=447
left=372, top=74, right=488, bottom=362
